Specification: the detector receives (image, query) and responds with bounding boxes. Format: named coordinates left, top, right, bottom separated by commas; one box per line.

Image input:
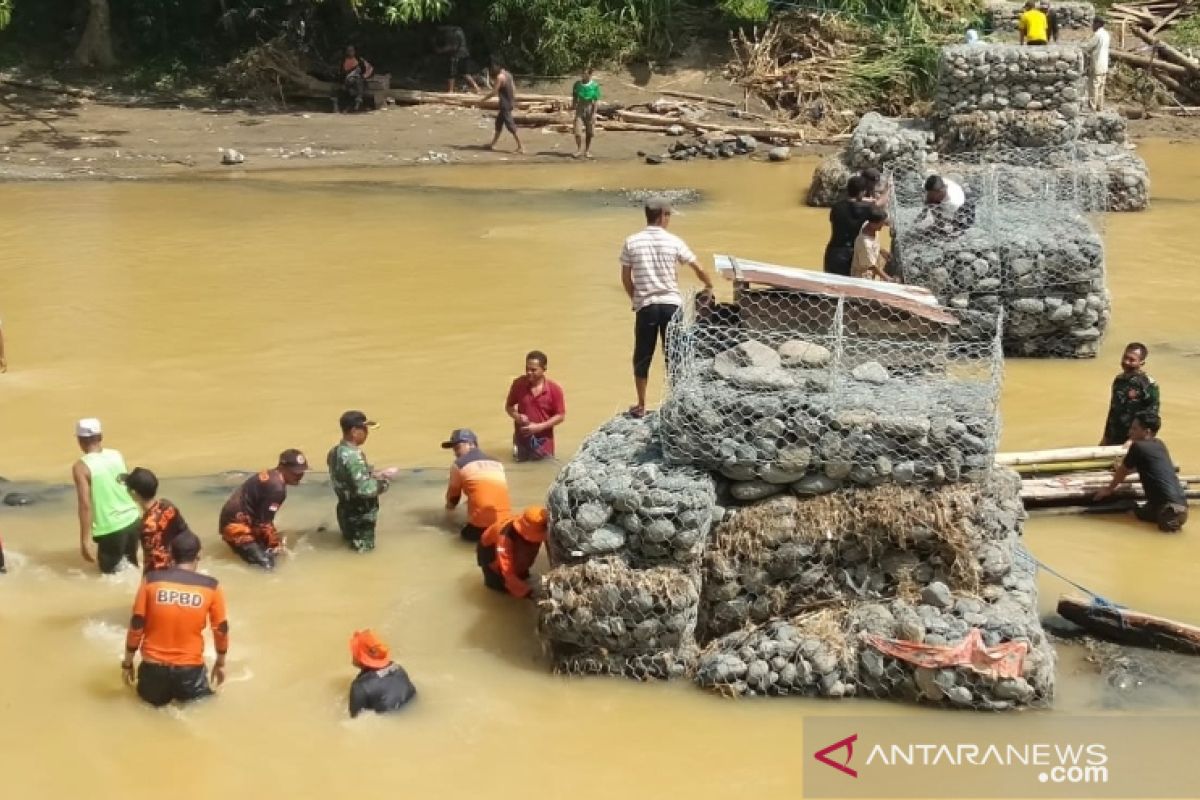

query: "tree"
left=75, top=0, right=116, bottom=68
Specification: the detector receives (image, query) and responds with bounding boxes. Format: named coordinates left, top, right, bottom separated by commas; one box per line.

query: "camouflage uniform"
left=1101, top=371, right=1160, bottom=446
left=327, top=441, right=389, bottom=552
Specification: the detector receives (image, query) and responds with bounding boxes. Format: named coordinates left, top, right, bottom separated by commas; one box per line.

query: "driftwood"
left=1111, top=49, right=1193, bottom=77
left=1130, top=26, right=1200, bottom=75
left=1058, top=595, right=1200, bottom=655
left=614, top=109, right=807, bottom=141
left=0, top=76, right=98, bottom=99
left=657, top=89, right=738, bottom=108
left=997, top=446, right=1126, bottom=467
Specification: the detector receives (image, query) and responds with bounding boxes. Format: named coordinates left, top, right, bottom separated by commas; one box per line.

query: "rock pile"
left=847, top=113, right=934, bottom=171
left=659, top=337, right=998, bottom=491
left=699, top=473, right=1023, bottom=638
left=986, top=0, right=1096, bottom=32
left=806, top=153, right=854, bottom=206
left=893, top=205, right=1109, bottom=357
left=935, top=45, right=1086, bottom=118
left=538, top=413, right=717, bottom=679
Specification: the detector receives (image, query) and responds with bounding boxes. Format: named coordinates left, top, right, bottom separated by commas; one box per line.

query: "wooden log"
left=1130, top=26, right=1200, bottom=74
left=996, top=446, right=1126, bottom=467
left=1149, top=70, right=1200, bottom=103
left=614, top=109, right=808, bottom=141
left=1012, top=459, right=1124, bottom=475
left=0, top=76, right=98, bottom=99
left=1149, top=6, right=1185, bottom=35
left=1110, top=49, right=1193, bottom=77
left=1027, top=500, right=1138, bottom=517
left=1057, top=595, right=1200, bottom=655
left=658, top=89, right=738, bottom=108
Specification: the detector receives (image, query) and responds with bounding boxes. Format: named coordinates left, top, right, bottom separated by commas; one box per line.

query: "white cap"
left=75, top=418, right=102, bottom=437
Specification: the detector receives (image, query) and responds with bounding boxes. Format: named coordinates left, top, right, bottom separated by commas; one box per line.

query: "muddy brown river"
left=1, top=145, right=1198, bottom=798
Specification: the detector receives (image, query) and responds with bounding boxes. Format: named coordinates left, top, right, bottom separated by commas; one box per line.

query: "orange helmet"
left=512, top=506, right=549, bottom=543
left=349, top=629, right=391, bottom=670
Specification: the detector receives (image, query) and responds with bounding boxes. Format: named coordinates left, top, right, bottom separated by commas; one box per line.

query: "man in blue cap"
left=442, top=428, right=511, bottom=542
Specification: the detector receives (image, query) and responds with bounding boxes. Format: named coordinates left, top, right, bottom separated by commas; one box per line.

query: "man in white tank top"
left=71, top=418, right=142, bottom=573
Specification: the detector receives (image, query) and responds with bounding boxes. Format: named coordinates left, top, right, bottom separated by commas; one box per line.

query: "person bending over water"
left=442, top=428, right=511, bottom=542
left=72, top=418, right=142, bottom=573
left=219, top=449, right=309, bottom=570
left=477, top=506, right=548, bottom=599
left=122, top=531, right=229, bottom=707
left=122, top=466, right=195, bottom=572
left=1094, top=412, right=1188, bottom=532
left=348, top=629, right=416, bottom=718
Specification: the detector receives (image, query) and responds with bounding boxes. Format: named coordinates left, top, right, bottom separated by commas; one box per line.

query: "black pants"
left=228, top=540, right=275, bottom=570
left=1135, top=502, right=1189, bottom=532
left=495, top=107, right=516, bottom=135
left=137, top=662, right=213, bottom=707
left=95, top=521, right=141, bottom=574
left=633, top=303, right=679, bottom=380
left=823, top=244, right=852, bottom=277
left=461, top=524, right=486, bottom=543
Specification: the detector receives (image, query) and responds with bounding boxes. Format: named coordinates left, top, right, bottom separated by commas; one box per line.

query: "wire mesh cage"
left=658, top=262, right=1004, bottom=490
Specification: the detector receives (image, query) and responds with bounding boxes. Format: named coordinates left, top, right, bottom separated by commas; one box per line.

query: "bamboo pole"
left=995, top=446, right=1126, bottom=466
left=1011, top=459, right=1123, bottom=475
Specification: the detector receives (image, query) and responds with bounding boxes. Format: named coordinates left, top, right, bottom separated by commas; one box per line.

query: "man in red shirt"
left=504, top=350, right=566, bottom=461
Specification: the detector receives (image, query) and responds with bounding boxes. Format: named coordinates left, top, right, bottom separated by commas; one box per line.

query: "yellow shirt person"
left=1019, top=5, right=1049, bottom=44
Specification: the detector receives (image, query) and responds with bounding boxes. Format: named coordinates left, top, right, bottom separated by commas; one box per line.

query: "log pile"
left=1107, top=3, right=1200, bottom=107
left=997, top=446, right=1199, bottom=510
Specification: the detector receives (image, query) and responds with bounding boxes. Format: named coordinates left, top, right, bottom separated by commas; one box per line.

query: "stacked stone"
left=986, top=0, right=1096, bottom=32
left=537, top=413, right=718, bottom=679
left=659, top=338, right=998, bottom=495
left=693, top=470, right=1056, bottom=708
left=846, top=113, right=935, bottom=171
left=1081, top=144, right=1151, bottom=212
left=698, top=472, right=1024, bottom=640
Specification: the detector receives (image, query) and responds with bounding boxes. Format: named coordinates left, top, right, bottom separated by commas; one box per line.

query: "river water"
left=1, top=145, right=1198, bottom=799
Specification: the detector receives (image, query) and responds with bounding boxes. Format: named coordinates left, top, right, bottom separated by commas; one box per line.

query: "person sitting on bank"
left=437, top=25, right=480, bottom=94
left=218, top=449, right=310, bottom=570
left=477, top=506, right=549, bottom=599
left=1094, top=412, right=1189, bottom=532
left=851, top=207, right=894, bottom=282
left=72, top=418, right=142, bottom=574
left=505, top=350, right=566, bottom=462
left=442, top=429, right=511, bottom=542
left=1099, top=342, right=1159, bottom=446
left=571, top=66, right=601, bottom=159
left=122, top=466, right=194, bottom=572
left=122, top=531, right=229, bottom=707
left=348, top=629, right=417, bottom=718
left=1019, top=0, right=1050, bottom=45
left=337, top=45, right=374, bottom=112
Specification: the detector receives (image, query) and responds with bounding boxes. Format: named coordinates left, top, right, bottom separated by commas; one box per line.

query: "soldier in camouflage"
left=327, top=410, right=397, bottom=552
left=1100, top=343, right=1160, bottom=446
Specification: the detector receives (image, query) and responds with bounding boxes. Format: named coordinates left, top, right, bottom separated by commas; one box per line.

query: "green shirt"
left=573, top=79, right=601, bottom=104
left=327, top=441, right=387, bottom=501
left=82, top=449, right=140, bottom=537
left=1102, top=371, right=1160, bottom=445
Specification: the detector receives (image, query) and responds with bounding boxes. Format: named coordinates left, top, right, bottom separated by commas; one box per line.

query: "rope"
left=1015, top=548, right=1125, bottom=610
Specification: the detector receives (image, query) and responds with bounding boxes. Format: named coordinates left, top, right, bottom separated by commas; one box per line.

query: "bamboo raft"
left=998, top=446, right=1198, bottom=512
left=1057, top=595, right=1200, bottom=654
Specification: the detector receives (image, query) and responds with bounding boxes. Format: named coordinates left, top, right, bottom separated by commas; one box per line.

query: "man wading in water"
left=72, top=418, right=142, bottom=573
left=1100, top=342, right=1159, bottom=446
left=328, top=411, right=397, bottom=552
left=620, top=197, right=714, bottom=418
left=481, top=62, right=523, bottom=154
left=218, top=449, right=310, bottom=570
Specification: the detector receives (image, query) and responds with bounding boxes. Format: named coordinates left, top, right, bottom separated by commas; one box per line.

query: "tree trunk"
left=74, top=0, right=116, bottom=69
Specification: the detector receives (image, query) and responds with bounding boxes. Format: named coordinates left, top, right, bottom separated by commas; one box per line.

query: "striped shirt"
left=619, top=226, right=698, bottom=310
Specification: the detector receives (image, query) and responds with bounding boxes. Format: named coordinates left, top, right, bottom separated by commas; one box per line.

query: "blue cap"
left=441, top=428, right=478, bottom=448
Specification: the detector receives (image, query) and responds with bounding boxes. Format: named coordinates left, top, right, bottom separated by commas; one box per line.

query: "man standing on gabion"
left=1040, top=0, right=1060, bottom=42
left=620, top=197, right=714, bottom=418
left=1018, top=0, right=1049, bottom=45
left=1100, top=342, right=1160, bottom=446
left=1081, top=17, right=1110, bottom=112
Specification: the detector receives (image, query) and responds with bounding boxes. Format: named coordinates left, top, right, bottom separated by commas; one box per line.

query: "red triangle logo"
left=814, top=733, right=859, bottom=778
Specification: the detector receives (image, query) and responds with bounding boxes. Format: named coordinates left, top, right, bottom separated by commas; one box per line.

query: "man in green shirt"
left=327, top=411, right=398, bottom=553
left=71, top=418, right=142, bottom=573
left=1100, top=342, right=1160, bottom=446
left=571, top=66, right=601, bottom=159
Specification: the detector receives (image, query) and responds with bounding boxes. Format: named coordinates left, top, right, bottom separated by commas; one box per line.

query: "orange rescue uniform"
left=125, top=568, right=229, bottom=666
left=478, top=509, right=547, bottom=598
left=446, top=449, right=511, bottom=530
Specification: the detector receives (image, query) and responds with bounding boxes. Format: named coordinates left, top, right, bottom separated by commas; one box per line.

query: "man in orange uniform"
left=122, top=531, right=229, bottom=707
left=442, top=429, right=511, bottom=542
left=477, top=506, right=549, bottom=599
left=122, top=466, right=195, bottom=572
left=218, top=449, right=309, bottom=570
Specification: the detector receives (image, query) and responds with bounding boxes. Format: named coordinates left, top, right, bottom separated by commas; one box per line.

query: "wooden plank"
left=1110, top=50, right=1193, bottom=77
left=1011, top=459, right=1123, bottom=475
left=1057, top=595, right=1200, bottom=654
left=658, top=89, right=738, bottom=108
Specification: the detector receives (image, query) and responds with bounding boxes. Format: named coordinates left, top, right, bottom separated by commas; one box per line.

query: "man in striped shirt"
left=619, top=197, right=713, bottom=417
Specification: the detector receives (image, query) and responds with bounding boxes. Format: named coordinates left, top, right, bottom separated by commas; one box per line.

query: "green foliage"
left=718, top=0, right=770, bottom=23
left=0, top=0, right=13, bottom=31
left=351, top=0, right=453, bottom=24
left=490, top=0, right=638, bottom=73
left=1168, top=14, right=1200, bottom=47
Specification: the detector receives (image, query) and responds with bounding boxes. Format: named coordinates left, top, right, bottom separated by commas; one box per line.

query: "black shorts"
left=137, top=662, right=213, bottom=707
left=461, top=524, right=486, bottom=543
left=228, top=540, right=275, bottom=570
left=633, top=303, right=679, bottom=379
left=481, top=567, right=507, bottom=593
left=495, top=107, right=516, bottom=135
left=823, top=244, right=852, bottom=277
left=95, top=521, right=141, bottom=574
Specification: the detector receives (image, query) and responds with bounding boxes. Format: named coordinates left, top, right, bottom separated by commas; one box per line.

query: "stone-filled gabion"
left=696, top=553, right=1055, bottom=708
left=1083, top=144, right=1151, bottom=212
left=660, top=331, right=1000, bottom=489
left=806, top=153, right=853, bottom=207
left=1079, top=111, right=1127, bottom=146
left=847, top=113, right=934, bottom=171
left=935, top=45, right=1086, bottom=118
left=699, top=471, right=1024, bottom=639
left=893, top=198, right=1109, bottom=357
left=987, top=0, right=1096, bottom=32
left=545, top=413, right=717, bottom=567
left=536, top=557, right=701, bottom=680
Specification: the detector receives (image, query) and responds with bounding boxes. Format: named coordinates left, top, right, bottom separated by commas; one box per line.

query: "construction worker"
left=71, top=418, right=142, bottom=573
left=442, top=428, right=511, bottom=542
left=328, top=411, right=397, bottom=552
left=122, top=466, right=194, bottom=572
left=121, top=531, right=229, bottom=707
left=218, top=449, right=310, bottom=570
left=477, top=506, right=549, bottom=599
left=348, top=629, right=417, bottom=718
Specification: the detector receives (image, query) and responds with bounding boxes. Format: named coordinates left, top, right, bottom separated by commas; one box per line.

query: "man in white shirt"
left=619, top=197, right=714, bottom=418
left=916, top=175, right=971, bottom=236
left=1082, top=17, right=1111, bottom=112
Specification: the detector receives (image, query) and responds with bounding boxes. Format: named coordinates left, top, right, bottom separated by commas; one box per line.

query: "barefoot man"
left=481, top=62, right=523, bottom=154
